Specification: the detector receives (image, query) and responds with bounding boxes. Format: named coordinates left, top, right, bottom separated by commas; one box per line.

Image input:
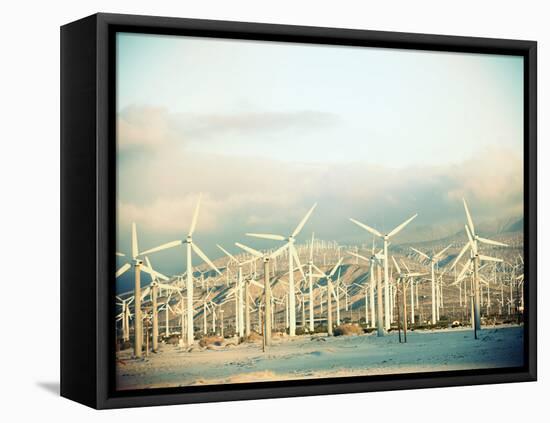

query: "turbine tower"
left=246, top=203, right=317, bottom=336
left=311, top=257, right=343, bottom=336
left=235, top=242, right=288, bottom=346
left=116, top=223, right=177, bottom=358
left=410, top=244, right=451, bottom=325
left=140, top=194, right=222, bottom=346
left=349, top=213, right=417, bottom=331
left=217, top=244, right=256, bottom=337
left=451, top=199, right=508, bottom=336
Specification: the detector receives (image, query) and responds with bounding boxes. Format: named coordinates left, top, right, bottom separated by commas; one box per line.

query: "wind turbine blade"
left=141, top=287, right=151, bottom=301
left=476, top=236, right=508, bottom=247
left=139, top=240, right=182, bottom=256
left=435, top=244, right=452, bottom=259
left=388, top=214, right=418, bottom=238
left=144, top=256, right=155, bottom=282
left=141, top=264, right=169, bottom=281
left=270, top=243, right=289, bottom=259
left=349, top=218, right=382, bottom=238
left=217, top=244, right=237, bottom=262
left=463, top=198, right=476, bottom=236
left=291, top=244, right=307, bottom=282
left=349, top=251, right=369, bottom=262
left=391, top=256, right=401, bottom=274
left=328, top=257, right=344, bottom=278
left=191, top=243, right=221, bottom=275
left=479, top=255, right=503, bottom=263
left=457, top=260, right=472, bottom=281
left=292, top=203, right=317, bottom=237
left=309, top=232, right=315, bottom=261
left=452, top=242, right=470, bottom=269
left=188, top=193, right=202, bottom=237
left=250, top=280, right=264, bottom=289
left=312, top=263, right=326, bottom=277
left=410, top=247, right=430, bottom=260
left=116, top=262, right=131, bottom=278
left=401, top=260, right=411, bottom=273
left=116, top=252, right=126, bottom=257
left=464, top=225, right=478, bottom=255
left=235, top=242, right=263, bottom=258
left=246, top=233, right=285, bottom=241
left=131, top=222, right=139, bottom=258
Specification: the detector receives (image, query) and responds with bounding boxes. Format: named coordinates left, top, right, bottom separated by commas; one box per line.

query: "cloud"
left=117, top=106, right=179, bottom=150
left=177, top=111, right=341, bottom=139
left=117, top=106, right=340, bottom=152
left=116, top=106, right=524, bottom=256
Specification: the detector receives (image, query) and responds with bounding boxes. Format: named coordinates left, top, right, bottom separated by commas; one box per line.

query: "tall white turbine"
left=116, top=223, right=179, bottom=358
left=349, top=214, right=418, bottom=331
left=116, top=296, right=134, bottom=342
left=400, top=260, right=426, bottom=325
left=140, top=195, right=222, bottom=345
left=217, top=244, right=256, bottom=337
left=451, top=199, right=508, bottom=335
left=348, top=245, right=384, bottom=329
left=246, top=203, right=317, bottom=336
left=311, top=257, right=343, bottom=336
left=307, top=233, right=316, bottom=332
left=235, top=241, right=288, bottom=346
left=410, top=244, right=452, bottom=325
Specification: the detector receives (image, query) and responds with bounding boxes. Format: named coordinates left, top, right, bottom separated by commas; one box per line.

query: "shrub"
left=199, top=335, right=224, bottom=347
left=333, top=323, right=364, bottom=336
left=295, top=327, right=308, bottom=336
left=314, top=324, right=328, bottom=334
left=246, top=331, right=263, bottom=342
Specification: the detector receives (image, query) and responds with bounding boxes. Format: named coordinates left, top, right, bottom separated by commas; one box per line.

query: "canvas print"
left=115, top=32, right=525, bottom=391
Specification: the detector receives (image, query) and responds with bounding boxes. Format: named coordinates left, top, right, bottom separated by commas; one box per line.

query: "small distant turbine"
left=246, top=203, right=317, bottom=336
left=410, top=244, right=452, bottom=325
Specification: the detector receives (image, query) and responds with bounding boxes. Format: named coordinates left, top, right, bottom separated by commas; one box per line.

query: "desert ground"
left=116, top=325, right=523, bottom=390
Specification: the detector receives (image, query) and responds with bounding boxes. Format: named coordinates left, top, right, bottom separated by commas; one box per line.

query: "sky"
left=116, top=32, right=524, bottom=277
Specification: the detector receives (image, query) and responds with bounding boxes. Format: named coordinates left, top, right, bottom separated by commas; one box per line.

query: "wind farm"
left=115, top=197, right=525, bottom=390
left=114, top=32, right=525, bottom=390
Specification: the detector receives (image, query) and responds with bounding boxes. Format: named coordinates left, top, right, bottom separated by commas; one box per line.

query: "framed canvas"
left=60, top=13, right=537, bottom=409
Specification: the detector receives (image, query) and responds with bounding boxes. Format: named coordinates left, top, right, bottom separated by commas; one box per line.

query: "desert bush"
left=313, top=324, right=328, bottom=334
left=333, top=323, right=364, bottom=336
left=199, top=335, right=224, bottom=347
left=294, top=327, right=308, bottom=336
left=164, top=334, right=180, bottom=345
left=246, top=331, right=263, bottom=342
left=119, top=340, right=132, bottom=351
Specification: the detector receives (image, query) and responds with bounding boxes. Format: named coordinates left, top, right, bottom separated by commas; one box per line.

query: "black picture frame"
left=60, top=12, right=537, bottom=409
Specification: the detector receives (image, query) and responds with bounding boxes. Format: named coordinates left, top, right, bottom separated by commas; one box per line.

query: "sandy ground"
left=116, top=325, right=524, bottom=390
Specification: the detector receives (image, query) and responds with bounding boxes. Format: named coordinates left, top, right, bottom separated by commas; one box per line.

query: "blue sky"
left=116, top=32, right=524, bottom=275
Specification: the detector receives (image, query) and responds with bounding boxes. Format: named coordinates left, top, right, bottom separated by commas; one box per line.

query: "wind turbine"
left=399, top=260, right=427, bottom=326
left=451, top=199, right=508, bottom=336
left=217, top=244, right=256, bottom=338
left=410, top=244, right=451, bottom=325
left=116, top=296, right=134, bottom=342
left=116, top=223, right=178, bottom=358
left=349, top=214, right=417, bottom=331
left=311, top=257, right=343, bottom=336
left=235, top=242, right=288, bottom=346
left=143, top=256, right=182, bottom=352
left=141, top=195, right=222, bottom=346
left=348, top=244, right=383, bottom=328
left=246, top=203, right=317, bottom=336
